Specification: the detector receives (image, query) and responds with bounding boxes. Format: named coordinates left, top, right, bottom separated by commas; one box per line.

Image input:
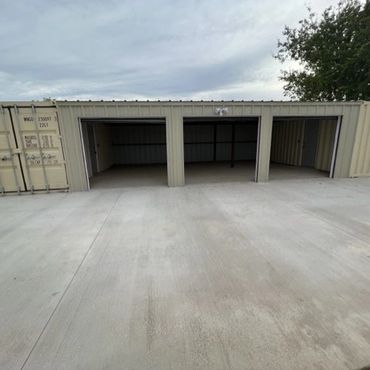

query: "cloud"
left=0, top=0, right=342, bottom=100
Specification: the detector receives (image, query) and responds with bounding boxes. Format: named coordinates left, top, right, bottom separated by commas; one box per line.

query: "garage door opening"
left=183, top=117, right=259, bottom=184
left=80, top=118, right=167, bottom=189
left=269, top=117, right=340, bottom=180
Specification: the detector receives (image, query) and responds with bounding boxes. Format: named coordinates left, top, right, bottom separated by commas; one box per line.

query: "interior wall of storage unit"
left=270, top=120, right=304, bottom=166
left=94, top=124, right=114, bottom=172
left=184, top=122, right=258, bottom=163
left=82, top=122, right=167, bottom=178
left=112, top=124, right=166, bottom=164
left=270, top=118, right=337, bottom=172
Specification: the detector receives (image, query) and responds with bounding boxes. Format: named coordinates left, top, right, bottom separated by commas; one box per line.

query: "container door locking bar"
left=13, top=105, right=34, bottom=193
left=0, top=105, right=21, bottom=194
left=31, top=105, right=50, bottom=192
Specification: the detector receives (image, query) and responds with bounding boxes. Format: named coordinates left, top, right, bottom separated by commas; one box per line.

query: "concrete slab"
left=1, top=177, right=370, bottom=369
left=90, top=164, right=168, bottom=189
left=185, top=162, right=256, bottom=184
left=89, top=162, right=327, bottom=189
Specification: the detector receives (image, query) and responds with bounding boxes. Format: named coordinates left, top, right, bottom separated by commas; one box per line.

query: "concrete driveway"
left=1, top=177, right=370, bottom=370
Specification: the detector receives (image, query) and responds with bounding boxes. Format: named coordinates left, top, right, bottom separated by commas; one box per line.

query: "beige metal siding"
left=256, top=108, right=273, bottom=182
left=51, top=101, right=363, bottom=190
left=350, top=102, right=370, bottom=177
left=94, top=124, right=114, bottom=172
left=167, top=110, right=184, bottom=186
left=315, top=119, right=337, bottom=172
left=270, top=120, right=304, bottom=166
left=334, top=104, right=360, bottom=178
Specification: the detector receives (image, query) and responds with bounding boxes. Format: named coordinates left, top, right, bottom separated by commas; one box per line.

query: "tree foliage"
left=276, top=0, right=370, bottom=101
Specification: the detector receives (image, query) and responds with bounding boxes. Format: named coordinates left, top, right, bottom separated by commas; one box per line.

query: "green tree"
left=276, top=0, right=370, bottom=101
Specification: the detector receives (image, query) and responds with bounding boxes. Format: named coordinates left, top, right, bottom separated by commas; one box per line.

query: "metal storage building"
left=0, top=100, right=369, bottom=194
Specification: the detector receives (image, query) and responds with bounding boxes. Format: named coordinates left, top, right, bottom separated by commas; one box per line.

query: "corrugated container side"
left=350, top=102, right=370, bottom=177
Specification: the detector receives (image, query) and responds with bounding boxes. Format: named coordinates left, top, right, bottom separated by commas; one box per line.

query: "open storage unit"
left=183, top=117, right=259, bottom=184
left=81, top=118, right=167, bottom=189
left=269, top=117, right=340, bottom=180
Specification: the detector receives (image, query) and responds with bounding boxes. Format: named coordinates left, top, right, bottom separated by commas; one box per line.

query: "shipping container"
left=0, top=103, right=68, bottom=193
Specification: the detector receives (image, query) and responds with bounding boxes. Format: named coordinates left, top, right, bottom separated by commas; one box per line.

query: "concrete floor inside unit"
left=89, top=162, right=327, bottom=189
left=1, top=177, right=370, bottom=370
left=90, top=164, right=168, bottom=189
left=269, top=162, right=328, bottom=180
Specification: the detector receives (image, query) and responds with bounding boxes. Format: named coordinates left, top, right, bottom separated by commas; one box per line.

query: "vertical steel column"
left=166, top=110, right=185, bottom=186
left=0, top=106, right=20, bottom=193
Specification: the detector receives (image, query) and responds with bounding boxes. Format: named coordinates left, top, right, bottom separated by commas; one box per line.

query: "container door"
left=10, top=106, right=68, bottom=191
left=0, top=107, right=26, bottom=193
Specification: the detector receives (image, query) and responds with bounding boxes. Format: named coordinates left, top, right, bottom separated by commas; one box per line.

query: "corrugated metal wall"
left=184, top=125, right=213, bottom=162
left=95, top=124, right=114, bottom=171
left=89, top=122, right=257, bottom=167
left=52, top=101, right=363, bottom=190
left=235, top=124, right=258, bottom=160
left=315, top=119, right=337, bottom=171
left=112, top=124, right=166, bottom=164
left=270, top=118, right=337, bottom=172
left=184, top=123, right=257, bottom=163
left=270, top=120, right=304, bottom=166
left=350, top=102, right=370, bottom=177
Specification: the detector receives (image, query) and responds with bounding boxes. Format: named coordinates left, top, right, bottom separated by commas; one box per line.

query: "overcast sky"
left=0, top=0, right=341, bottom=101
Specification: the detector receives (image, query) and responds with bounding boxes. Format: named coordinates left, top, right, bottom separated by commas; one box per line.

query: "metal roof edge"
left=54, top=100, right=364, bottom=106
